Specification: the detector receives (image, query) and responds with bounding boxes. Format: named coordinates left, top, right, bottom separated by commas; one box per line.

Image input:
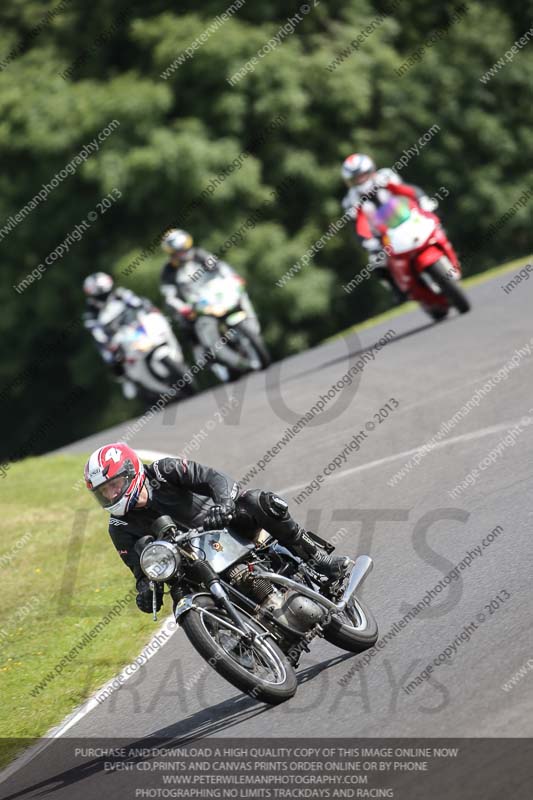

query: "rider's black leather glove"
left=203, top=501, right=236, bottom=529
left=135, top=577, right=163, bottom=614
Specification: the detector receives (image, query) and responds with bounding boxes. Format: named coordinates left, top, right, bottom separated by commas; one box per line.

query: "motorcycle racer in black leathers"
left=84, top=442, right=348, bottom=613
left=159, top=228, right=260, bottom=377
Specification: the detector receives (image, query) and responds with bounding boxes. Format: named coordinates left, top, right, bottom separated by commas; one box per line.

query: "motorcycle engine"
left=261, top=588, right=326, bottom=633
left=227, top=564, right=274, bottom=604
left=227, top=565, right=325, bottom=632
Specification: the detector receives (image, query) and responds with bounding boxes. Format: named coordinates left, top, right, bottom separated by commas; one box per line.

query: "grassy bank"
left=0, top=454, right=158, bottom=767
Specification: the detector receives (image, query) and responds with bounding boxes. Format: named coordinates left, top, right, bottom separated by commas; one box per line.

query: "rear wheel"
left=181, top=595, right=297, bottom=704
left=425, top=259, right=470, bottom=314
left=323, top=595, right=378, bottom=653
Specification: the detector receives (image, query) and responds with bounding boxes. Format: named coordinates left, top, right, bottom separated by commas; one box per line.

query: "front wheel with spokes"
left=181, top=596, right=297, bottom=704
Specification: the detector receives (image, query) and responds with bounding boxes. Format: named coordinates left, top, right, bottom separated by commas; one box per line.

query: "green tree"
left=0, top=0, right=531, bottom=458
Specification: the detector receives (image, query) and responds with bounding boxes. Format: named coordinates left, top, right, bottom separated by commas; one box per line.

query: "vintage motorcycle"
left=136, top=515, right=377, bottom=704
left=100, top=302, right=195, bottom=403
left=373, top=196, right=470, bottom=320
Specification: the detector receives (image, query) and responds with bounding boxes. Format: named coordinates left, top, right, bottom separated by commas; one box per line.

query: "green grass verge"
left=326, top=253, right=532, bottom=342
left=0, top=454, right=158, bottom=768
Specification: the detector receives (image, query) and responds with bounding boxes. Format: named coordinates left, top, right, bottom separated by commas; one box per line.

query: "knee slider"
left=259, top=491, right=289, bottom=521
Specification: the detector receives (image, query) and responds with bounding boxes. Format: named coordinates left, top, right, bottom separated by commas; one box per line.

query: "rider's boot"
left=236, top=490, right=350, bottom=580
left=289, top=528, right=350, bottom=580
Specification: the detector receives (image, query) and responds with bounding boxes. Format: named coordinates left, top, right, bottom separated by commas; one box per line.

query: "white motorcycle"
left=186, top=274, right=270, bottom=383
left=100, top=301, right=195, bottom=402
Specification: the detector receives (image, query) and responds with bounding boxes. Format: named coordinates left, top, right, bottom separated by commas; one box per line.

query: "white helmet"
left=83, top=272, right=114, bottom=301
left=161, top=228, right=193, bottom=257
left=341, top=153, right=376, bottom=188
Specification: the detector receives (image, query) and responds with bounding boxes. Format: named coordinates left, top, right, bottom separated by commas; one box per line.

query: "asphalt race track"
left=3, top=266, right=533, bottom=797
left=63, top=266, right=533, bottom=738
left=54, top=262, right=533, bottom=737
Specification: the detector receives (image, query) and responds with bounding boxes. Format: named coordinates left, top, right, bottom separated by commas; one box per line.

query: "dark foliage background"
left=0, top=0, right=531, bottom=459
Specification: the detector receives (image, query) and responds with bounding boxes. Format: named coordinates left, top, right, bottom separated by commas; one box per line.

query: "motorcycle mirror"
left=151, top=515, right=178, bottom=538
left=134, top=535, right=154, bottom=555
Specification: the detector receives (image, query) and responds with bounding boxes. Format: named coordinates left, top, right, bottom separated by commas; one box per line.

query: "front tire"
left=181, top=596, right=297, bottom=704
left=161, top=357, right=197, bottom=397
left=425, top=259, right=471, bottom=314
left=425, top=306, right=449, bottom=322
left=233, top=321, right=271, bottom=369
left=323, top=595, right=378, bottom=653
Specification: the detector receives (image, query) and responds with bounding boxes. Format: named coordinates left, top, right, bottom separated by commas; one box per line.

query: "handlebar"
left=171, top=526, right=204, bottom=545
left=149, top=515, right=234, bottom=548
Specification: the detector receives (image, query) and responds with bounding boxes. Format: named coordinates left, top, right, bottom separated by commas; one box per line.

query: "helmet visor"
left=92, top=475, right=130, bottom=509
left=162, top=241, right=179, bottom=255
left=345, top=170, right=375, bottom=188
left=162, top=242, right=191, bottom=257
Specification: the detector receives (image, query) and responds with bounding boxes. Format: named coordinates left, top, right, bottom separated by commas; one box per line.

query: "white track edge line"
left=0, top=450, right=178, bottom=784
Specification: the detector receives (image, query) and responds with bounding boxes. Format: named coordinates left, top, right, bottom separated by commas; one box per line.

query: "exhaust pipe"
left=258, top=571, right=339, bottom=611
left=253, top=554, right=373, bottom=614
left=335, top=555, right=373, bottom=611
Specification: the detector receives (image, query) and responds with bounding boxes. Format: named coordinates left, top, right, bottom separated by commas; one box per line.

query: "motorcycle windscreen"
left=385, top=210, right=436, bottom=255
left=372, top=197, right=412, bottom=229
left=192, top=529, right=255, bottom=572
left=140, top=312, right=167, bottom=340
left=118, top=324, right=148, bottom=351
left=193, top=276, right=242, bottom=317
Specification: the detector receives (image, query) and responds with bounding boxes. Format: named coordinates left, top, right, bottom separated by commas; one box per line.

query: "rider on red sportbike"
left=341, top=153, right=468, bottom=319
left=341, top=153, right=443, bottom=303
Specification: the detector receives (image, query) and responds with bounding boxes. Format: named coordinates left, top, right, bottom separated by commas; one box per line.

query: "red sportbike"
left=374, top=196, right=470, bottom=320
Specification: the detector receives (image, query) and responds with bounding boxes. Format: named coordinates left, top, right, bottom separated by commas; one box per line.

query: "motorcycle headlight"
left=140, top=541, right=180, bottom=581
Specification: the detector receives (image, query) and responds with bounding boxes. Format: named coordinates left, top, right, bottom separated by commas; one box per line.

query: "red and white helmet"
left=341, top=153, right=376, bottom=188
left=84, top=443, right=146, bottom=516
